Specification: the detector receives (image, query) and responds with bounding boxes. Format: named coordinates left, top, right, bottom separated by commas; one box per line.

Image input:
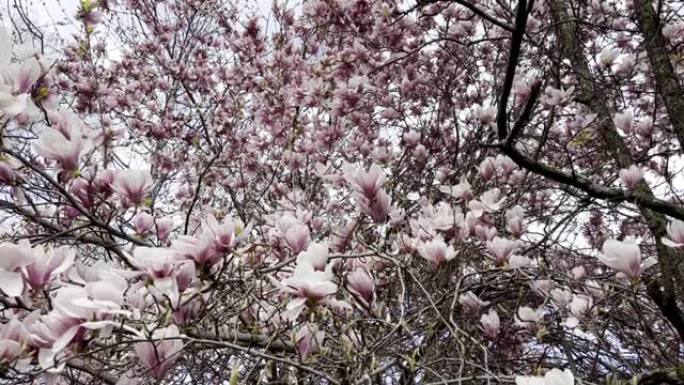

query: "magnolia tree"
left=1, top=0, right=684, bottom=384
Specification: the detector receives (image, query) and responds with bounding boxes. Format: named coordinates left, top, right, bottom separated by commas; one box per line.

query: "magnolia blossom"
left=515, top=369, right=574, bottom=385
left=0, top=28, right=43, bottom=118
left=662, top=219, right=684, bottom=248
left=459, top=291, right=489, bottom=313
left=495, top=154, right=517, bottom=175
left=612, top=54, right=635, bottom=76
left=439, top=179, right=473, bottom=201
left=134, top=325, right=184, bottom=380
left=23, top=246, right=75, bottom=290
left=508, top=254, right=532, bottom=269
left=541, top=86, right=574, bottom=106
left=550, top=288, right=573, bottom=307
left=469, top=188, right=506, bottom=217
left=347, top=268, right=375, bottom=304
left=531, top=279, right=554, bottom=296
left=515, top=306, right=543, bottom=329
left=506, top=206, right=526, bottom=237
left=598, top=47, right=620, bottom=68
left=613, top=109, right=634, bottom=134
left=293, top=323, right=324, bottom=360
left=486, top=237, right=519, bottom=266
left=473, top=104, right=497, bottom=124
left=297, top=242, right=329, bottom=271
left=599, top=239, right=656, bottom=278
left=280, top=259, right=337, bottom=301
left=567, top=294, right=593, bottom=327
left=618, top=165, right=643, bottom=189
left=131, top=247, right=178, bottom=279
left=34, top=126, right=84, bottom=172
left=132, top=212, right=155, bottom=235
left=0, top=241, right=34, bottom=296
left=478, top=157, right=496, bottom=180
left=112, top=169, right=154, bottom=206
left=480, top=309, right=500, bottom=339
left=419, top=236, right=457, bottom=265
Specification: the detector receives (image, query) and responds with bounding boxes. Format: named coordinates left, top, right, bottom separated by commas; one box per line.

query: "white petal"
left=0, top=269, right=24, bottom=296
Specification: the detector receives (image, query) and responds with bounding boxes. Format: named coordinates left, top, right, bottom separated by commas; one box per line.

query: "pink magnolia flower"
left=598, top=47, right=620, bottom=68
left=284, top=223, right=311, bottom=254
left=459, top=291, right=489, bottom=313
left=495, top=154, right=517, bottom=175
left=531, top=279, right=554, bottom=296
left=662, top=219, right=684, bottom=248
left=297, top=242, right=329, bottom=271
left=618, top=165, right=643, bottom=189
left=155, top=217, right=174, bottom=242
left=480, top=309, right=500, bottom=339
left=478, top=157, right=496, bottom=180
left=515, top=306, right=543, bottom=329
left=131, top=247, right=178, bottom=279
left=506, top=206, right=526, bottom=237
left=541, top=86, right=574, bottom=106
left=439, top=179, right=473, bottom=201
left=419, top=236, right=457, bottom=265
left=486, top=237, right=519, bottom=266
left=550, top=288, right=573, bottom=307
left=599, top=239, right=656, bottom=278
left=293, top=323, right=324, bottom=361
left=34, top=125, right=85, bottom=172
left=613, top=109, right=634, bottom=134
left=357, top=188, right=392, bottom=223
left=612, top=54, right=635, bottom=76
left=0, top=241, right=34, bottom=297
left=508, top=254, right=532, bottom=269
left=280, top=259, right=337, bottom=301
left=515, top=369, right=574, bottom=385
left=132, top=212, right=155, bottom=235
left=344, top=163, right=386, bottom=198
left=469, top=188, right=506, bottom=217
left=23, top=246, right=75, bottom=291
left=567, top=294, right=593, bottom=327
left=112, top=169, right=153, bottom=206
left=347, top=268, right=375, bottom=304
left=134, top=325, right=184, bottom=380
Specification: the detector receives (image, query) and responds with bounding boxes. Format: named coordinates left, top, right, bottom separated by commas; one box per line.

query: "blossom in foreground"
left=459, top=291, right=489, bottom=313
left=599, top=239, right=656, bottom=278
left=515, top=368, right=574, bottom=385
left=34, top=126, right=85, bottom=172
left=134, top=325, right=184, bottom=380
left=662, top=219, right=684, bottom=248
left=0, top=241, right=34, bottom=296
left=293, top=323, right=324, bottom=360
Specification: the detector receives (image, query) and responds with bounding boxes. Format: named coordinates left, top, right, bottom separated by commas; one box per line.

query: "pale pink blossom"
left=478, top=157, right=496, bottom=180
left=480, top=309, right=500, bottom=339
left=0, top=241, right=34, bottom=296
left=469, top=188, right=506, bottom=217
left=541, top=86, right=574, bottom=106
left=619, top=165, right=643, bottom=189
left=506, top=206, right=526, bottom=237
left=550, top=288, right=573, bottom=307
left=515, top=369, right=574, bottom=385
left=34, top=126, right=84, bottom=171
left=459, top=291, right=489, bottom=313
left=347, top=268, right=375, bottom=304
left=613, top=109, right=634, bottom=134
left=439, top=179, right=473, bottom=201
left=131, top=247, right=178, bottom=279
left=297, top=242, right=329, bottom=271
left=293, top=323, right=324, bottom=360
left=486, top=237, right=519, bottom=266
left=662, top=219, right=684, bottom=248
left=419, top=236, right=457, bottom=265
left=156, top=218, right=174, bottom=242
left=495, top=154, right=517, bottom=175
left=23, top=246, right=75, bottom=290
left=612, top=54, right=635, bottom=76
left=280, top=259, right=337, bottom=301
left=134, top=325, right=184, bottom=380
left=508, top=254, right=532, bottom=269
left=515, top=306, right=543, bottom=329
left=599, top=239, right=656, bottom=278
left=112, top=169, right=153, bottom=206
left=132, top=212, right=155, bottom=235
left=598, top=47, right=620, bottom=68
